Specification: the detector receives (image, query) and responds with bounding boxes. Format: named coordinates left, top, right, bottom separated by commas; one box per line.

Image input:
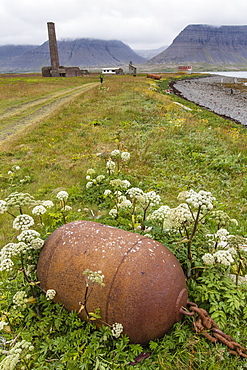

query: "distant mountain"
left=134, top=46, right=167, bottom=60
left=0, top=45, right=38, bottom=63
left=0, top=39, right=145, bottom=73
left=148, top=25, right=247, bottom=65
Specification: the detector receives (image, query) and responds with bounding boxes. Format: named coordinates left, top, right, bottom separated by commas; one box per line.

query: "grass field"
left=1, top=73, right=247, bottom=369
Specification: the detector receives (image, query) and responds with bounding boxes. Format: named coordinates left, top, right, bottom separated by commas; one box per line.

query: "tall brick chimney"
left=47, top=22, right=60, bottom=77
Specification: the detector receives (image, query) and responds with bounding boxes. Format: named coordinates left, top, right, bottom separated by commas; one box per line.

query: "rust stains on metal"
left=37, top=220, right=188, bottom=344
left=147, top=73, right=162, bottom=80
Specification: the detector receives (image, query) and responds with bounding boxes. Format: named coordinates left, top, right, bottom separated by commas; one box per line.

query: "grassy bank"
left=1, top=73, right=247, bottom=369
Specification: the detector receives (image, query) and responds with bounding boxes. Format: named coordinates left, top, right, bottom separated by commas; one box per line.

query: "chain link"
left=180, top=301, right=247, bottom=358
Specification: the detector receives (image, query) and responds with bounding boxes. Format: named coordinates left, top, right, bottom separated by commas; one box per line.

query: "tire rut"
left=0, top=82, right=99, bottom=143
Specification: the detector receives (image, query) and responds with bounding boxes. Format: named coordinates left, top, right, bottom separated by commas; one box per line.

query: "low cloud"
left=1, top=0, right=247, bottom=49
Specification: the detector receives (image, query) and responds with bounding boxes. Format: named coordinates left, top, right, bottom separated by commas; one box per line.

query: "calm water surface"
left=203, top=71, right=247, bottom=79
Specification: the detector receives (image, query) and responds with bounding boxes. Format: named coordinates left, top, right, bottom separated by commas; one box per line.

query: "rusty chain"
left=180, top=301, right=247, bottom=358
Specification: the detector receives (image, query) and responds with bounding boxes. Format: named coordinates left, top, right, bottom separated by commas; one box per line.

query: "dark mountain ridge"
left=0, top=39, right=146, bottom=73
left=149, top=25, right=247, bottom=65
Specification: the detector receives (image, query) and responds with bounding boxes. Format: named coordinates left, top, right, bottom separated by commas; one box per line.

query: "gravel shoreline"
left=171, top=75, right=247, bottom=127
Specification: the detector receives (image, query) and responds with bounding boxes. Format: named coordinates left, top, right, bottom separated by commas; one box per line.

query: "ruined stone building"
left=42, top=22, right=81, bottom=77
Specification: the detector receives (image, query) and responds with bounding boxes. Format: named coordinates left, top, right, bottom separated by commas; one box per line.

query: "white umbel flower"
left=46, top=289, right=57, bottom=300
left=111, top=323, right=124, bottom=338
left=178, top=189, right=215, bottom=210
left=111, top=149, right=121, bottom=157
left=106, top=160, right=116, bottom=174
left=56, top=190, right=69, bottom=201
left=17, top=229, right=40, bottom=243
left=121, top=151, right=130, bottom=162
left=42, top=200, right=54, bottom=208
left=0, top=200, right=7, bottom=214
left=32, top=205, right=47, bottom=216
left=13, top=214, right=35, bottom=231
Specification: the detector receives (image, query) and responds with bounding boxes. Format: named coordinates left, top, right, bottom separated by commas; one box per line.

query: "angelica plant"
left=202, top=229, right=247, bottom=285
left=0, top=190, right=65, bottom=317
left=0, top=339, right=34, bottom=370
left=109, top=149, right=130, bottom=173
left=80, top=269, right=105, bottom=319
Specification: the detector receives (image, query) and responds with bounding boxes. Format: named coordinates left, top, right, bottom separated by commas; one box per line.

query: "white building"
left=101, top=67, right=124, bottom=75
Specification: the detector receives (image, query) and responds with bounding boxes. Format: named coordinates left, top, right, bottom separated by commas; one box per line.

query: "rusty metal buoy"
left=37, top=220, right=188, bottom=344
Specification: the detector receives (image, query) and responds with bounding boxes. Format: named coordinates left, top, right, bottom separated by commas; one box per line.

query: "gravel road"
left=171, top=75, right=247, bottom=127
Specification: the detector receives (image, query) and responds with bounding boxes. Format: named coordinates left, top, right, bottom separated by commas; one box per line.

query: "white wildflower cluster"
left=104, top=189, right=112, bottom=196
left=85, top=168, right=106, bottom=188
left=104, top=181, right=132, bottom=215
left=7, top=165, right=20, bottom=177
left=1, top=242, right=26, bottom=259
left=110, top=149, right=130, bottom=162
left=0, top=258, right=14, bottom=272
left=215, top=228, right=229, bottom=240
left=214, top=249, right=236, bottom=266
left=96, top=175, right=106, bottom=183
left=118, top=198, right=132, bottom=209
left=142, top=191, right=161, bottom=208
left=0, top=230, right=43, bottom=272
left=205, top=228, right=230, bottom=250
left=110, top=179, right=131, bottom=190
left=109, top=209, right=118, bottom=218
left=46, top=289, right=57, bottom=300
left=110, top=149, right=121, bottom=157
left=205, top=228, right=246, bottom=251
left=29, top=238, right=44, bottom=250
left=202, top=253, right=216, bottom=265
left=86, top=181, right=93, bottom=189
left=13, top=214, right=35, bottom=230
left=202, top=227, right=246, bottom=267
left=149, top=205, right=170, bottom=224
left=0, top=339, right=34, bottom=370
left=165, top=203, right=193, bottom=229
left=0, top=200, right=7, bottom=214
left=126, top=187, right=144, bottom=201
left=103, top=149, right=131, bottom=174
left=25, top=264, right=36, bottom=276
left=86, top=168, right=96, bottom=176
left=61, top=205, right=72, bottom=212
left=111, top=323, right=124, bottom=338
left=42, top=200, right=54, bottom=208
left=19, top=175, right=31, bottom=184
left=120, top=152, right=130, bottom=162
left=56, top=190, right=69, bottom=201
left=32, top=205, right=47, bottom=216
left=106, top=160, right=116, bottom=174
left=202, top=249, right=236, bottom=267
left=12, top=165, right=20, bottom=172
left=12, top=291, right=28, bottom=309
left=83, top=269, right=105, bottom=287
left=210, top=210, right=238, bottom=227
left=178, top=189, right=215, bottom=210
left=227, top=234, right=247, bottom=249
left=17, top=229, right=40, bottom=243
left=5, top=192, right=35, bottom=208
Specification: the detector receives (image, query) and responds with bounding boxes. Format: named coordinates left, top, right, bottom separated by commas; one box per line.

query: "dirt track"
left=0, top=82, right=99, bottom=143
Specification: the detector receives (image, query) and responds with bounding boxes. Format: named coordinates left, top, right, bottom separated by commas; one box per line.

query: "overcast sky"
left=1, top=0, right=247, bottom=50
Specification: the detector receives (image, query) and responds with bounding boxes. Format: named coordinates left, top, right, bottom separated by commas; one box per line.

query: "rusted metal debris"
left=37, top=220, right=188, bottom=344
left=147, top=73, right=162, bottom=80
left=182, top=301, right=247, bottom=358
